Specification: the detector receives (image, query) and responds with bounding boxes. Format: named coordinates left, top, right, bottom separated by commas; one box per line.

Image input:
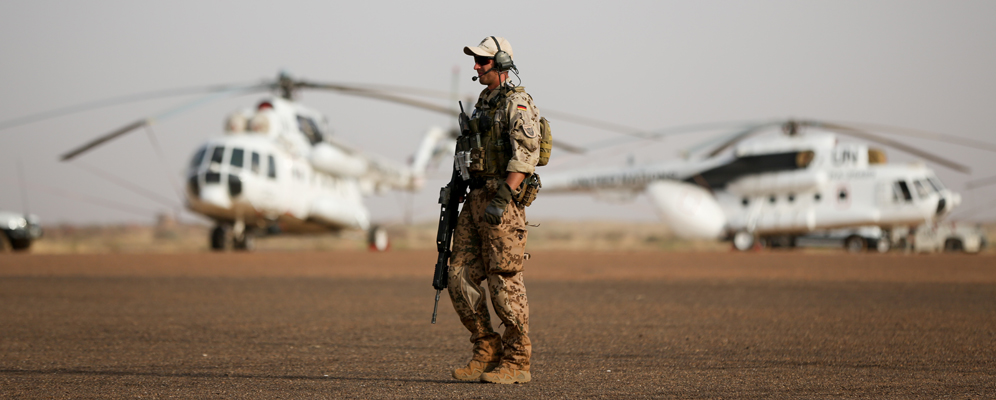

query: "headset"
left=490, top=36, right=516, bottom=73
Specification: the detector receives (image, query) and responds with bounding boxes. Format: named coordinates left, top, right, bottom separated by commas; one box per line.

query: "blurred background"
left=1, top=1, right=994, bottom=251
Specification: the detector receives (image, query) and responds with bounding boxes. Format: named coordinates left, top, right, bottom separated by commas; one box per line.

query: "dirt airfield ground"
left=1, top=247, right=994, bottom=399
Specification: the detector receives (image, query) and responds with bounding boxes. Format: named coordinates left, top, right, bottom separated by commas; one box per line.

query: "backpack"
left=537, top=117, right=552, bottom=167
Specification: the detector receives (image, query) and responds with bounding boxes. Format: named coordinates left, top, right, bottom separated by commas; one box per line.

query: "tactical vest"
left=455, top=85, right=548, bottom=206
left=467, top=85, right=518, bottom=178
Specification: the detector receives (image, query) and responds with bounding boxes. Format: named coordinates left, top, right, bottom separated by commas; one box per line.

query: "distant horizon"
left=3, top=1, right=995, bottom=225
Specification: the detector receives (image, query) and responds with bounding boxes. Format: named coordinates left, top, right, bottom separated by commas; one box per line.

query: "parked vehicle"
left=793, top=226, right=891, bottom=253
left=892, top=222, right=987, bottom=254
left=0, top=209, right=43, bottom=252
left=788, top=222, right=988, bottom=254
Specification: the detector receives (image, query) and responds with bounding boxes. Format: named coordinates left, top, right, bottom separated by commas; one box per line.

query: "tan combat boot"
left=480, top=364, right=531, bottom=384
left=452, top=360, right=500, bottom=381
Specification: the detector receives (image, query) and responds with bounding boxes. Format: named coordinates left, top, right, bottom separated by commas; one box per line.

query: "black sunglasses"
left=474, top=55, right=493, bottom=66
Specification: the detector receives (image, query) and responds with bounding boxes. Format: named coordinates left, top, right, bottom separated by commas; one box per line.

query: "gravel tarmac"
left=1, top=251, right=994, bottom=399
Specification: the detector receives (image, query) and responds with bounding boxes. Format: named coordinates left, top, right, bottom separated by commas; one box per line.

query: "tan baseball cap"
left=463, top=36, right=514, bottom=59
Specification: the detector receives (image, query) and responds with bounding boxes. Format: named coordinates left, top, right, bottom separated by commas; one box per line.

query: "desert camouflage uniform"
left=447, top=81, right=540, bottom=371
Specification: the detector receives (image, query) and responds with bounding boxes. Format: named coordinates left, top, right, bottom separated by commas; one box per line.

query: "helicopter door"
left=249, top=153, right=280, bottom=215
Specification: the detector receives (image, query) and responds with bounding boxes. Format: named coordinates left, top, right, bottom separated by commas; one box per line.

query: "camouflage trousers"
left=447, top=182, right=531, bottom=370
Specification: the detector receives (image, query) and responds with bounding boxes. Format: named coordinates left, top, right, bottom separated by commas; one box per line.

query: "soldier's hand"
left=484, top=182, right=514, bottom=225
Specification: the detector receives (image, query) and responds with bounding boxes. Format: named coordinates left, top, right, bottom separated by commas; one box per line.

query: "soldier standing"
left=447, top=36, right=543, bottom=384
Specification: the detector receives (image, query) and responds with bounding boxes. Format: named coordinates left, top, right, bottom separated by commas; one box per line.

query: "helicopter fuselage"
left=186, top=134, right=370, bottom=234
left=541, top=131, right=961, bottom=241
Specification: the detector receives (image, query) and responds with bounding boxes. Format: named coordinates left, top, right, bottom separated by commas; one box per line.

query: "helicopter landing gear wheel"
left=233, top=231, right=255, bottom=252
left=732, top=231, right=755, bottom=252
left=368, top=225, right=389, bottom=252
left=0, top=233, right=11, bottom=253
left=875, top=238, right=891, bottom=253
left=210, top=225, right=232, bottom=251
left=844, top=235, right=867, bottom=253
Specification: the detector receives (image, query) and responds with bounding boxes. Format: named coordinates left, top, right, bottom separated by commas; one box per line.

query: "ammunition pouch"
left=454, top=151, right=472, bottom=180
left=514, top=174, right=541, bottom=207
left=537, top=117, right=552, bottom=167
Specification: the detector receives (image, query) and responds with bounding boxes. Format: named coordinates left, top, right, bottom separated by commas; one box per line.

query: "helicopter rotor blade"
left=295, top=81, right=460, bottom=117
left=965, top=175, right=996, bottom=190
left=60, top=85, right=265, bottom=161
left=839, top=121, right=996, bottom=153
left=800, top=120, right=971, bottom=174
left=307, top=81, right=651, bottom=146
left=61, top=119, right=149, bottom=161
left=578, top=120, right=764, bottom=154
left=0, top=82, right=268, bottom=132
left=298, top=81, right=587, bottom=154
left=705, top=120, right=784, bottom=158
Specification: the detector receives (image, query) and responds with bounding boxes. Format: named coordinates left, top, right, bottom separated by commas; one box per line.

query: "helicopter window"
left=927, top=177, right=945, bottom=191
left=230, top=148, right=244, bottom=168
left=787, top=193, right=795, bottom=203
left=769, top=195, right=776, bottom=204
left=913, top=180, right=929, bottom=198
left=814, top=193, right=821, bottom=202
left=190, top=146, right=207, bottom=169
left=838, top=188, right=848, bottom=201
left=251, top=152, right=260, bottom=174
left=267, top=155, right=276, bottom=179
left=210, top=146, right=225, bottom=164
left=297, top=115, right=323, bottom=145
left=741, top=198, right=749, bottom=207
left=896, top=181, right=913, bottom=202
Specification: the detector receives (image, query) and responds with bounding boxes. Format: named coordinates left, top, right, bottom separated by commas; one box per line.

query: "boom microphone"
left=473, top=65, right=496, bottom=82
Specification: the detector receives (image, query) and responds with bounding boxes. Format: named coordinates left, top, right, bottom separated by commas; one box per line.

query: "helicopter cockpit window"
left=210, top=146, right=225, bottom=165
left=927, top=177, right=945, bottom=192
left=267, top=155, right=276, bottom=179
left=741, top=198, right=749, bottom=207
left=230, top=148, right=244, bottom=168
left=297, top=115, right=323, bottom=145
left=769, top=195, right=776, bottom=204
left=895, top=181, right=913, bottom=202
left=251, top=152, right=260, bottom=174
left=913, top=180, right=930, bottom=198
left=814, top=193, right=822, bottom=202
left=190, top=146, right=207, bottom=169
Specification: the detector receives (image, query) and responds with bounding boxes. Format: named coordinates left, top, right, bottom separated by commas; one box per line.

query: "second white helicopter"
left=542, top=120, right=977, bottom=251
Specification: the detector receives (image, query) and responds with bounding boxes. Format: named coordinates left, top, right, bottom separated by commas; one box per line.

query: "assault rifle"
left=430, top=102, right=471, bottom=324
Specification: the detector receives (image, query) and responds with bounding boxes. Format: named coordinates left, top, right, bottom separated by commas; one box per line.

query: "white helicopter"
left=542, top=119, right=985, bottom=251
left=56, top=73, right=460, bottom=251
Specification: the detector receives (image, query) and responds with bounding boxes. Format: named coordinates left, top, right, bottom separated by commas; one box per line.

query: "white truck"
left=0, top=209, right=43, bottom=252
left=892, top=222, right=988, bottom=254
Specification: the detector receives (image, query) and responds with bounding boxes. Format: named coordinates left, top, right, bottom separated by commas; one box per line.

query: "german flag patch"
left=516, top=104, right=527, bottom=111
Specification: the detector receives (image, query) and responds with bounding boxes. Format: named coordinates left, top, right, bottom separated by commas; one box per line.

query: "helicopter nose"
left=199, top=183, right=232, bottom=210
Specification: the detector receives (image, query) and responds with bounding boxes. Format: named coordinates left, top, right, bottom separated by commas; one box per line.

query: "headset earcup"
left=494, top=50, right=513, bottom=72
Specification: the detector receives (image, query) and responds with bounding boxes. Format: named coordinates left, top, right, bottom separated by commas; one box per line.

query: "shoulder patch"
left=524, top=125, right=536, bottom=138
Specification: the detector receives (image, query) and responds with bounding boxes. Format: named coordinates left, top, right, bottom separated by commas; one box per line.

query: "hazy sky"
left=2, top=1, right=995, bottom=226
